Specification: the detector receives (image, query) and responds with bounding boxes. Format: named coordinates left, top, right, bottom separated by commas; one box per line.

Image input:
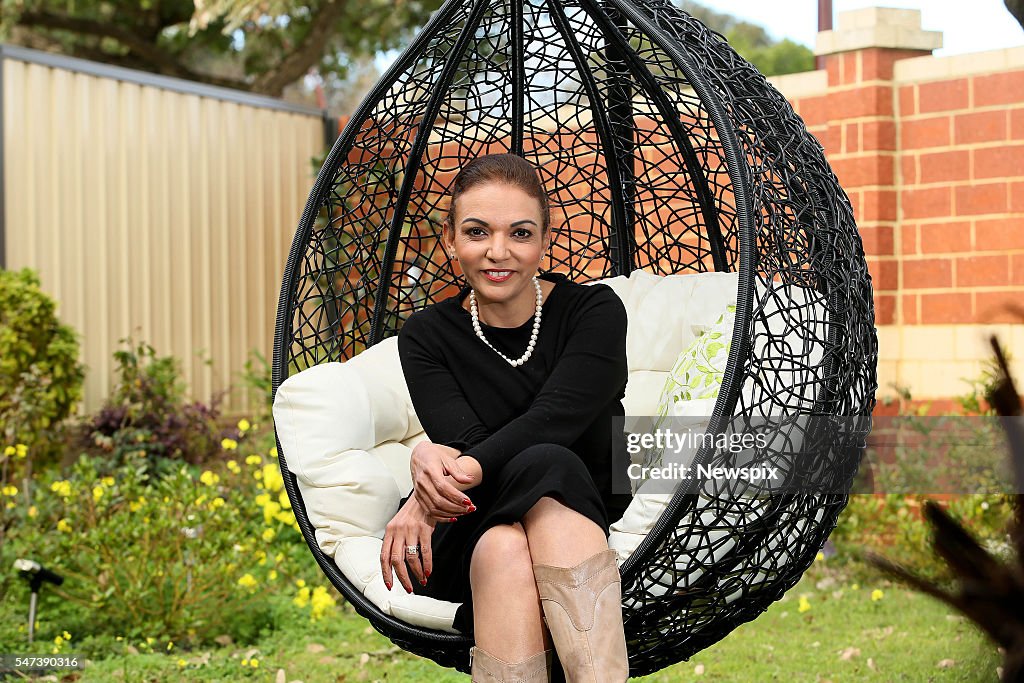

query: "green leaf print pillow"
left=635, top=303, right=736, bottom=474
left=657, top=303, right=736, bottom=411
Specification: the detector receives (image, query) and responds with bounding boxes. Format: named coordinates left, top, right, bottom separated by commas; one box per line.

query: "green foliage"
left=0, top=447, right=338, bottom=653
left=0, top=268, right=86, bottom=458
left=679, top=1, right=815, bottom=76
left=80, top=337, right=231, bottom=473
left=239, top=349, right=272, bottom=426
left=832, top=363, right=1018, bottom=585
left=0, top=0, right=445, bottom=96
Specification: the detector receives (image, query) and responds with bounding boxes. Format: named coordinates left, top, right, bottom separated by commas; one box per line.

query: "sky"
left=706, top=0, right=1024, bottom=56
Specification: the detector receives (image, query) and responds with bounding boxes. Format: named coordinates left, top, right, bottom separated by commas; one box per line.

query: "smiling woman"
left=383, top=153, right=633, bottom=681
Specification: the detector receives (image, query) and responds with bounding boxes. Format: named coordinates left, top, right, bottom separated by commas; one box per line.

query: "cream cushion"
left=272, top=270, right=827, bottom=632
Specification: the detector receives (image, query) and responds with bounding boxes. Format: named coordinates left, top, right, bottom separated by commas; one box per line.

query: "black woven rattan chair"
left=272, top=0, right=878, bottom=675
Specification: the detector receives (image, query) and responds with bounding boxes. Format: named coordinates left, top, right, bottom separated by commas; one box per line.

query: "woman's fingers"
left=414, top=483, right=469, bottom=518
left=379, top=530, right=395, bottom=590
left=391, top=541, right=414, bottom=594
left=419, top=530, right=433, bottom=582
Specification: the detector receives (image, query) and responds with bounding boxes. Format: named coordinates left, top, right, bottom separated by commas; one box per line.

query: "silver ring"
left=406, top=545, right=420, bottom=555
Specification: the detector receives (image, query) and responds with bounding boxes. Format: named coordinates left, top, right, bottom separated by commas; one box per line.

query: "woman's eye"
left=466, top=227, right=486, bottom=237
left=513, top=229, right=533, bottom=238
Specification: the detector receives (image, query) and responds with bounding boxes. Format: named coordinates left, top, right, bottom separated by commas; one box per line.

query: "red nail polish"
left=425, top=570, right=431, bottom=578
left=467, top=505, right=477, bottom=512
left=420, top=578, right=427, bottom=586
left=450, top=517, right=458, bottom=522
left=463, top=498, right=472, bottom=505
left=385, top=581, right=392, bottom=590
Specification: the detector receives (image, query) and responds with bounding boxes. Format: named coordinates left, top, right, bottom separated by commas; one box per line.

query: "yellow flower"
left=177, top=658, right=187, bottom=668
left=54, top=636, right=64, bottom=645
left=269, top=447, right=278, bottom=459
left=870, top=589, right=884, bottom=602
left=275, top=553, right=284, bottom=563
left=815, top=551, right=825, bottom=562
left=28, top=505, right=37, bottom=518
left=92, top=486, right=104, bottom=502
left=293, top=586, right=310, bottom=608
left=245, top=454, right=262, bottom=466
left=255, top=493, right=271, bottom=506
left=199, top=470, right=220, bottom=487
left=227, top=460, right=241, bottom=474
left=310, top=585, right=336, bottom=620
left=253, top=470, right=263, bottom=481
left=797, top=596, right=811, bottom=613
left=101, top=476, right=115, bottom=487
left=56, top=519, right=72, bottom=533
left=167, top=641, right=174, bottom=651
left=275, top=509, right=295, bottom=525
left=262, top=464, right=283, bottom=492
left=5, top=501, right=13, bottom=509
left=268, top=570, right=278, bottom=581
left=241, top=658, right=249, bottom=667
left=278, top=490, right=291, bottom=510
left=3, top=446, right=13, bottom=457
left=851, top=583, right=860, bottom=591
left=146, top=637, right=155, bottom=645
left=262, top=528, right=276, bottom=542
left=221, top=438, right=238, bottom=451
left=2, top=485, right=18, bottom=496
left=210, top=497, right=225, bottom=509
left=16, top=444, right=28, bottom=458
left=261, top=500, right=281, bottom=525
left=130, top=497, right=146, bottom=512
left=194, top=495, right=207, bottom=506
left=249, top=659, right=259, bottom=668
left=62, top=631, right=71, bottom=640
left=237, top=419, right=251, bottom=433
left=237, top=573, right=258, bottom=590
left=295, top=579, right=306, bottom=588
left=50, top=480, right=71, bottom=498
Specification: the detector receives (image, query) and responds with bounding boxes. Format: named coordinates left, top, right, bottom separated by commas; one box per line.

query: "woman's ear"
left=441, top=221, right=455, bottom=259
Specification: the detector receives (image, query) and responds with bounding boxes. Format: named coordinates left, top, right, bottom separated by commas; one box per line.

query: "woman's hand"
left=381, top=495, right=437, bottom=593
left=409, top=442, right=481, bottom=519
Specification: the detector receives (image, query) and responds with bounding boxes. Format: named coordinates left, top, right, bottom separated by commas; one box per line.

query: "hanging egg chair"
left=271, top=0, right=878, bottom=676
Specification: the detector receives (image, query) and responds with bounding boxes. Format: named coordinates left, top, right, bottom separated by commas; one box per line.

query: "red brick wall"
left=792, top=48, right=1024, bottom=326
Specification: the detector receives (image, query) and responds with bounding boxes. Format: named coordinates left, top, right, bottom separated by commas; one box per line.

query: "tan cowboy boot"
left=470, top=645, right=554, bottom=682
left=532, top=549, right=629, bottom=683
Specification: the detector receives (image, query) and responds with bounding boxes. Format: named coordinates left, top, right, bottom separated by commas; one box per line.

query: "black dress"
left=396, top=270, right=633, bottom=636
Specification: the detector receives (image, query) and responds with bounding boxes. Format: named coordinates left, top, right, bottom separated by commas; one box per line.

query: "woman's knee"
left=512, top=443, right=588, bottom=477
left=470, top=523, right=533, bottom=578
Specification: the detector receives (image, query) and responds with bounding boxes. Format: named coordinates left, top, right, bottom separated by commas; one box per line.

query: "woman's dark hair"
left=445, top=153, right=551, bottom=234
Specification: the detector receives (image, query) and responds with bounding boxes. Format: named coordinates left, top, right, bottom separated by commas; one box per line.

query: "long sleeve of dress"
left=460, top=286, right=627, bottom=478
left=398, top=314, right=492, bottom=453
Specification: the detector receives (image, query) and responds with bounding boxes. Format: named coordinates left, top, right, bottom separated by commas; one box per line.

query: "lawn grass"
left=40, top=563, right=1001, bottom=682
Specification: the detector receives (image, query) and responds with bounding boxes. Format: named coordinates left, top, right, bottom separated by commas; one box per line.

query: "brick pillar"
left=814, top=8, right=942, bottom=325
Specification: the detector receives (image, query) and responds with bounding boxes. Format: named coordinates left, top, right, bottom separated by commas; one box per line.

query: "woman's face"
left=443, top=181, right=550, bottom=308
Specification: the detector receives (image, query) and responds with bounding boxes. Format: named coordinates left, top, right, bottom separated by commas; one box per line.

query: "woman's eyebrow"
left=460, top=217, right=538, bottom=228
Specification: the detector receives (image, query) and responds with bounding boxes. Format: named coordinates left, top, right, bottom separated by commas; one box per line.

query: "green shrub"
left=79, top=337, right=232, bottom=474
left=0, top=268, right=86, bottom=461
left=0, top=443, right=338, bottom=654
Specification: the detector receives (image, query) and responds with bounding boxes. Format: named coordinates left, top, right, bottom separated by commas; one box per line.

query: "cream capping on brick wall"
left=769, top=7, right=1024, bottom=101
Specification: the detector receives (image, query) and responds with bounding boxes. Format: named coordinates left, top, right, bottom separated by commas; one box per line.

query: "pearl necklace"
left=469, top=276, right=543, bottom=368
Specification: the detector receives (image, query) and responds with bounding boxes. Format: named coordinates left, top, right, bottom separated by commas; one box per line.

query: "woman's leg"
left=470, top=522, right=554, bottom=660
left=520, top=495, right=608, bottom=564
left=520, top=485, right=629, bottom=681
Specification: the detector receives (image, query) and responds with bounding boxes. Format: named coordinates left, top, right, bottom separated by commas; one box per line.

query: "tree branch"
left=16, top=9, right=253, bottom=91
left=1008, top=0, right=1024, bottom=31
left=251, top=0, right=350, bottom=96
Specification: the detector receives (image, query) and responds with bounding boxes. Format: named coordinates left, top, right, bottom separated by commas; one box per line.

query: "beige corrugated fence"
left=1, top=45, right=328, bottom=417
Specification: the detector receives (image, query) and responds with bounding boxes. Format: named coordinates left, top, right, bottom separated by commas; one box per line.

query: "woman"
left=381, top=153, right=632, bottom=682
